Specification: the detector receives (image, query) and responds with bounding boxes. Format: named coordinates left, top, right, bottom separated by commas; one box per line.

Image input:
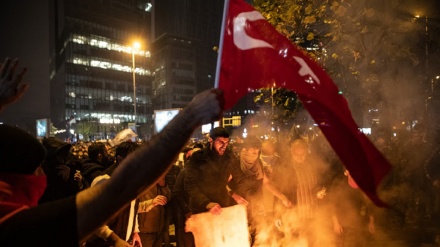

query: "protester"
left=330, top=170, right=376, bottom=247
left=81, top=142, right=114, bottom=184
left=172, top=147, right=200, bottom=247
left=260, top=139, right=283, bottom=219
left=227, top=135, right=291, bottom=244
left=86, top=142, right=141, bottom=247
left=0, top=88, right=224, bottom=246
left=260, top=139, right=281, bottom=177
left=138, top=175, right=171, bottom=247
left=272, top=138, right=329, bottom=246
left=184, top=127, right=235, bottom=215
left=39, top=137, right=88, bottom=204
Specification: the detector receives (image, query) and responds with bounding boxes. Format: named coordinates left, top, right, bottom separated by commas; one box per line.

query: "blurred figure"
left=0, top=58, right=29, bottom=112
left=0, top=88, right=224, bottom=246
left=260, top=139, right=282, bottom=218
left=330, top=170, right=376, bottom=247
left=138, top=175, right=171, bottom=247
left=173, top=146, right=201, bottom=247
left=272, top=138, right=328, bottom=246
left=39, top=137, right=88, bottom=204
left=86, top=142, right=141, bottom=247
left=260, top=139, right=281, bottom=177
left=164, top=158, right=182, bottom=246
left=228, top=135, right=291, bottom=244
left=82, top=142, right=113, bottom=184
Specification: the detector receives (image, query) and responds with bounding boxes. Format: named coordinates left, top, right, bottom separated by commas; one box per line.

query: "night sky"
left=0, top=0, right=438, bottom=129
left=0, top=1, right=50, bottom=128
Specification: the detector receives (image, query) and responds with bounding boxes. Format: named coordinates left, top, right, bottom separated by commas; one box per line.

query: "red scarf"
left=0, top=172, right=47, bottom=224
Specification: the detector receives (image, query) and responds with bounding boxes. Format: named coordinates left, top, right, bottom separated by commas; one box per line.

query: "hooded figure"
left=39, top=137, right=87, bottom=204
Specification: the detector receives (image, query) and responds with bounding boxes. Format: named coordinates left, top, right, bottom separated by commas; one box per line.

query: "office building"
left=49, top=0, right=153, bottom=140
left=151, top=0, right=224, bottom=110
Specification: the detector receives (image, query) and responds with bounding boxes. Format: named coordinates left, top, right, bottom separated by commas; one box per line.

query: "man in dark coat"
left=184, top=127, right=235, bottom=215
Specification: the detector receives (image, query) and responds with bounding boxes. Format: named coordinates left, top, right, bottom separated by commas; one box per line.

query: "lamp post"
left=132, top=41, right=140, bottom=123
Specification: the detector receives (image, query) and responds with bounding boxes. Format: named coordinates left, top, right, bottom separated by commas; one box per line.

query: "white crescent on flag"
left=233, top=11, right=273, bottom=50
left=233, top=11, right=320, bottom=85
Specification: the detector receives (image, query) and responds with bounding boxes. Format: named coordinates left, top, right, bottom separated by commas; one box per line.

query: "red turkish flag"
left=218, top=0, right=392, bottom=206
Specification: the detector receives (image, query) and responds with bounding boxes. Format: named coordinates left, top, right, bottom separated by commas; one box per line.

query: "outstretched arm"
left=263, top=173, right=292, bottom=208
left=0, top=58, right=29, bottom=112
left=75, top=89, right=224, bottom=242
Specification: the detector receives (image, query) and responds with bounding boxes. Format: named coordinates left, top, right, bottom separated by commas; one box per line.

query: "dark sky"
left=0, top=0, right=438, bottom=129
left=0, top=1, right=49, bottom=127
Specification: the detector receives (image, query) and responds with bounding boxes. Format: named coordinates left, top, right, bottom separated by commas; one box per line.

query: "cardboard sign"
left=186, top=205, right=250, bottom=247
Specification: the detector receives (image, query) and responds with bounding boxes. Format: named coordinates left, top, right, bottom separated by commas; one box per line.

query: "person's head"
left=289, top=138, right=309, bottom=164
left=261, top=139, right=276, bottom=156
left=0, top=125, right=48, bottom=207
left=42, top=137, right=72, bottom=165
left=115, top=141, right=139, bottom=162
left=208, top=127, right=229, bottom=155
left=240, top=135, right=262, bottom=164
left=88, top=142, right=111, bottom=165
left=0, top=124, right=47, bottom=174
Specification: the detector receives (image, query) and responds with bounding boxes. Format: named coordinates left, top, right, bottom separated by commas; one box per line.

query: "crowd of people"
left=2, top=57, right=440, bottom=247
left=6, top=123, right=433, bottom=247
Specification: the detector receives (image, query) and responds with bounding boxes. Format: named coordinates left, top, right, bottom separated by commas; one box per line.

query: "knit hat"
left=0, top=124, right=47, bottom=174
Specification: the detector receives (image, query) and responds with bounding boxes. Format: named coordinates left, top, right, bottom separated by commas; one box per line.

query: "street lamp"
left=132, top=41, right=140, bottom=123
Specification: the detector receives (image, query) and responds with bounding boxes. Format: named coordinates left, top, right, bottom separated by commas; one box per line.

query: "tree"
left=254, top=87, right=301, bottom=122
left=252, top=0, right=423, bottom=131
left=49, top=121, right=58, bottom=137
left=75, top=120, right=98, bottom=141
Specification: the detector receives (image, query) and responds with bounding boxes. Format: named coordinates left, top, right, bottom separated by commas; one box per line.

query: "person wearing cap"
left=184, top=127, right=236, bottom=216
left=227, top=135, right=291, bottom=244
left=0, top=88, right=224, bottom=246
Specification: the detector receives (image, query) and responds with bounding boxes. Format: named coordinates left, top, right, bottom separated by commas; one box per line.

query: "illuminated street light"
left=132, top=41, right=140, bottom=123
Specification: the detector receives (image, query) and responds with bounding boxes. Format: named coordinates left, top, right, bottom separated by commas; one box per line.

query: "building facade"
left=151, top=0, right=224, bottom=110
left=151, top=34, right=197, bottom=109
left=49, top=0, right=153, bottom=140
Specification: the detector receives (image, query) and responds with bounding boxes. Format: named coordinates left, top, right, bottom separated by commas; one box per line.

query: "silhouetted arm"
left=75, top=89, right=224, bottom=242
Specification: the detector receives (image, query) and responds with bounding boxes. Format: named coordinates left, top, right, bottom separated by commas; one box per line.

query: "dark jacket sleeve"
left=172, top=168, right=191, bottom=216
left=0, top=196, right=78, bottom=247
left=184, top=153, right=211, bottom=211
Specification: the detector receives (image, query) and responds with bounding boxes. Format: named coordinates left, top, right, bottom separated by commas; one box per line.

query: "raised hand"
left=0, top=58, right=29, bottom=112
left=184, top=88, right=224, bottom=125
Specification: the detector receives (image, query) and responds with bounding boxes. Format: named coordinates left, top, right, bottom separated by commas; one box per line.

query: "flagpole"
left=214, top=0, right=230, bottom=88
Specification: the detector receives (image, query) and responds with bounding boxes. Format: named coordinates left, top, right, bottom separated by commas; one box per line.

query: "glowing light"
left=145, top=3, right=152, bottom=12
left=133, top=41, right=141, bottom=50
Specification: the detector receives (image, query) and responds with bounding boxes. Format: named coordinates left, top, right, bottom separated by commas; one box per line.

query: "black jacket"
left=184, top=147, right=235, bottom=214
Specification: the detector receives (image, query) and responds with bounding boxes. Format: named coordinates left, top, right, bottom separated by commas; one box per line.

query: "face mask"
left=0, top=172, right=47, bottom=207
left=261, top=155, right=275, bottom=164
